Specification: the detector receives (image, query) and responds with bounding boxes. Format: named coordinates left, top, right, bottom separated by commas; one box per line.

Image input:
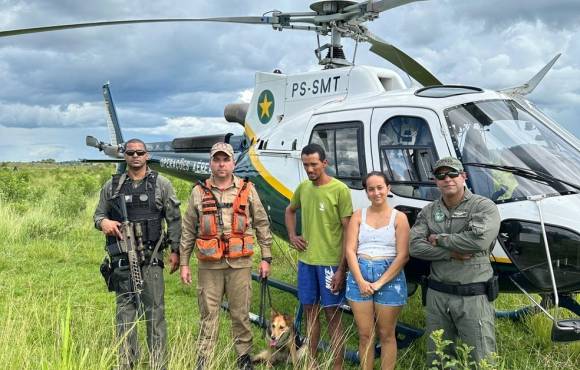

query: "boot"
left=237, top=354, right=254, bottom=370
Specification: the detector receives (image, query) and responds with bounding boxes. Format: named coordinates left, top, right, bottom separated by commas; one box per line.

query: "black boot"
left=237, top=354, right=254, bottom=370
left=195, top=356, right=206, bottom=370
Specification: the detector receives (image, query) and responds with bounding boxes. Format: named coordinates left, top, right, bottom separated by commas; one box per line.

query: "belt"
left=114, top=257, right=164, bottom=269
left=427, top=278, right=487, bottom=296
left=115, top=259, right=129, bottom=268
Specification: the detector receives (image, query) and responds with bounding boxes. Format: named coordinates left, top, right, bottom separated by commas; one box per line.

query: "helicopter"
left=2, top=0, right=580, bottom=352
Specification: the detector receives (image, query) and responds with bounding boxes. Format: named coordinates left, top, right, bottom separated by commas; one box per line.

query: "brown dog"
left=253, top=309, right=302, bottom=367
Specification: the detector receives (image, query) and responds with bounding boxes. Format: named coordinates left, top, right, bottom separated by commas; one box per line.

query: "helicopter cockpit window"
left=379, top=116, right=439, bottom=200
left=310, top=122, right=366, bottom=189
left=445, top=99, right=580, bottom=202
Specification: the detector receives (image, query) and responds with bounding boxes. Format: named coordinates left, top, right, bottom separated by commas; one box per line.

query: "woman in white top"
left=345, top=171, right=410, bottom=370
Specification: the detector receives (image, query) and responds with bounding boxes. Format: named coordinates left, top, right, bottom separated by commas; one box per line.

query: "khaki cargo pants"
left=196, top=267, right=253, bottom=359
left=425, top=289, right=496, bottom=366
left=114, top=264, right=167, bottom=369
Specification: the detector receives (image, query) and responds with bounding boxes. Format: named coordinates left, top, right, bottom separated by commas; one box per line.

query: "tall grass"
left=0, top=164, right=578, bottom=369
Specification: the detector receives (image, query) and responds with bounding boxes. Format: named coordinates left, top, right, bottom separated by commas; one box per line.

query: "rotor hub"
left=309, top=1, right=358, bottom=15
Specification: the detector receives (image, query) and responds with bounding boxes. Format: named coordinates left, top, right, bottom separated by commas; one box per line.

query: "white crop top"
left=357, top=208, right=398, bottom=258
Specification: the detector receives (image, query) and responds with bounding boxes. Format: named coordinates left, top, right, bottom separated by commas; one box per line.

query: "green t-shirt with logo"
left=290, top=178, right=353, bottom=265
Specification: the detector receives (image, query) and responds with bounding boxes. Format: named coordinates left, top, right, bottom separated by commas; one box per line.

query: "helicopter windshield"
left=445, top=99, right=580, bottom=202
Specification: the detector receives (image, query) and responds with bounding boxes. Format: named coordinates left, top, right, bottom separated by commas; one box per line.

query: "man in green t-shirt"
left=285, top=143, right=353, bottom=370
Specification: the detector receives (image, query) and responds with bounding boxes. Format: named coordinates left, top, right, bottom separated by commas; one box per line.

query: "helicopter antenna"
left=352, top=36, right=359, bottom=65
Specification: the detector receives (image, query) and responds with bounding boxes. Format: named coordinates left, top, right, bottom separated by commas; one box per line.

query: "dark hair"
left=362, top=171, right=390, bottom=189
left=301, top=143, right=326, bottom=161
left=125, top=138, right=147, bottom=150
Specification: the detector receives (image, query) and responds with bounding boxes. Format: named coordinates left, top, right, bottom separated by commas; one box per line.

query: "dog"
left=253, top=309, right=305, bottom=367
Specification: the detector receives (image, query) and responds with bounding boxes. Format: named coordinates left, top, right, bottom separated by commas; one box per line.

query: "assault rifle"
left=117, top=195, right=146, bottom=308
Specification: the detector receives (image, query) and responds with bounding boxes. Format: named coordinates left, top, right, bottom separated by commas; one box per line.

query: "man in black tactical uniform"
left=94, top=138, right=181, bottom=369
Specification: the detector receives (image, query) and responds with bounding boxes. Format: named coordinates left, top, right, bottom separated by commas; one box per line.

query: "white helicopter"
left=3, top=0, right=580, bottom=351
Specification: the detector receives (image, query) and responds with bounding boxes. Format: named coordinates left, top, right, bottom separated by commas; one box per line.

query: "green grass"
left=0, top=163, right=578, bottom=369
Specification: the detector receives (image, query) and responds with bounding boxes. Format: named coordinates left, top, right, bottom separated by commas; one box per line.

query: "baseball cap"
left=210, top=142, right=234, bottom=158
left=432, top=157, right=464, bottom=173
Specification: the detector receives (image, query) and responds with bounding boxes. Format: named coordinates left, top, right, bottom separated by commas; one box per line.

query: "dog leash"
left=259, top=276, right=274, bottom=335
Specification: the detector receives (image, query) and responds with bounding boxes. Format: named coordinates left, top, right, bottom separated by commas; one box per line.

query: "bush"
left=0, top=169, right=30, bottom=202
left=55, top=192, right=87, bottom=218
left=428, top=329, right=502, bottom=370
left=172, top=177, right=194, bottom=202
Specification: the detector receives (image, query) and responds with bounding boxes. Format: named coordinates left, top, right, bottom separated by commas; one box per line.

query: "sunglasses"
left=434, top=171, right=460, bottom=180
left=125, top=150, right=147, bottom=157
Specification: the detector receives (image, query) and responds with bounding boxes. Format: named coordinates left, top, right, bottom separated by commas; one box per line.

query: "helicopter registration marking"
left=288, top=75, right=344, bottom=99
left=160, top=157, right=210, bottom=174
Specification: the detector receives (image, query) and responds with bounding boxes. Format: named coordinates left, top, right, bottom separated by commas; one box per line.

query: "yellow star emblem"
left=259, top=94, right=273, bottom=119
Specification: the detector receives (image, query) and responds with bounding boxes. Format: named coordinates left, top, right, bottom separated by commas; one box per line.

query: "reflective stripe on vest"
left=199, top=246, right=218, bottom=257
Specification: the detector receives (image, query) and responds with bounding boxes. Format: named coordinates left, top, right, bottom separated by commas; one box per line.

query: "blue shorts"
left=297, top=261, right=345, bottom=307
left=346, top=257, right=407, bottom=306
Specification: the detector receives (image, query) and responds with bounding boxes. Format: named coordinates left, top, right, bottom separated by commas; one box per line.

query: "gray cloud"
left=455, top=0, right=580, bottom=31
left=0, top=0, right=579, bottom=162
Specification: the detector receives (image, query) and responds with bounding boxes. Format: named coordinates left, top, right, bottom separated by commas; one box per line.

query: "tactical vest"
left=194, top=178, right=255, bottom=261
left=106, top=171, right=163, bottom=248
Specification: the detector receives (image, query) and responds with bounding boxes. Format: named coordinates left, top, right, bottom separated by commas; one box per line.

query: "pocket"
left=227, top=236, right=254, bottom=258
left=346, top=272, right=356, bottom=288
left=111, top=265, right=130, bottom=292
left=231, top=211, right=247, bottom=235
left=243, top=235, right=254, bottom=257
left=199, top=214, right=218, bottom=236
left=99, top=258, right=114, bottom=292
left=195, top=238, right=222, bottom=261
left=227, top=237, right=244, bottom=258
left=197, top=287, right=208, bottom=318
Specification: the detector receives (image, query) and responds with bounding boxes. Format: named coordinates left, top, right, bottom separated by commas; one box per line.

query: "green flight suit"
left=409, top=188, right=500, bottom=366
left=94, top=169, right=181, bottom=369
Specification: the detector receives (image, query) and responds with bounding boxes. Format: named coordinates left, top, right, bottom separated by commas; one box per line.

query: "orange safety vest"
left=194, top=178, right=255, bottom=261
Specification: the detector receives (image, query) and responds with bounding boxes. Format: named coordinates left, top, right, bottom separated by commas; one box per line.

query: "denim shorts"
left=297, top=261, right=345, bottom=307
left=346, top=257, right=407, bottom=306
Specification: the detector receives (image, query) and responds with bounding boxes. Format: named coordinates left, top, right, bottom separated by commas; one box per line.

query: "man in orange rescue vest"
left=180, top=142, right=272, bottom=370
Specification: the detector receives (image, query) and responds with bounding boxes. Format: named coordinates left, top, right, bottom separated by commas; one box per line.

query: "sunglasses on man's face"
left=124, top=150, right=147, bottom=157
left=434, top=171, right=460, bottom=180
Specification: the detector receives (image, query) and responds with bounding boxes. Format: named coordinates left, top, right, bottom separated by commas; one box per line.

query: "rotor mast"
left=311, top=0, right=356, bottom=68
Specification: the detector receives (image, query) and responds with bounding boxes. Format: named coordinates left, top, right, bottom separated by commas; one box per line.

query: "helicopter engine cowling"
left=224, top=103, right=249, bottom=127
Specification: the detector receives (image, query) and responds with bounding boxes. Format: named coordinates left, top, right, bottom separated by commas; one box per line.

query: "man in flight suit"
left=410, top=157, right=501, bottom=365
left=94, top=138, right=181, bottom=369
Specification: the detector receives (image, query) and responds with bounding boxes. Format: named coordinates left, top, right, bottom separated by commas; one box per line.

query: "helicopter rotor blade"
left=0, top=16, right=284, bottom=38
left=365, top=31, right=441, bottom=86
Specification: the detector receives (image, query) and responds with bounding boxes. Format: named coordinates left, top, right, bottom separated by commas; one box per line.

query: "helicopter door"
left=304, top=109, right=372, bottom=208
left=370, top=108, right=449, bottom=223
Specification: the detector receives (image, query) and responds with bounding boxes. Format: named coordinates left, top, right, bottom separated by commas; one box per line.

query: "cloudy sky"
left=0, top=0, right=579, bottom=162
